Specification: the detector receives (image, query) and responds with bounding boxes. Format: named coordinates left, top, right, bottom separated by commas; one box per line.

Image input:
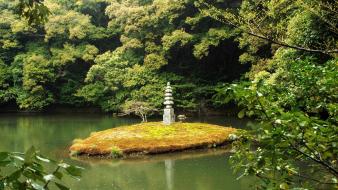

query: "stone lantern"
left=163, top=82, right=175, bottom=125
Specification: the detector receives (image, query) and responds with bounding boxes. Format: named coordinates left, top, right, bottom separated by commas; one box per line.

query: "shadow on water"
left=0, top=113, right=253, bottom=190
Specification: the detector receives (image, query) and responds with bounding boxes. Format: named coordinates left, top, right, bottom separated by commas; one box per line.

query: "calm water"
left=0, top=114, right=252, bottom=190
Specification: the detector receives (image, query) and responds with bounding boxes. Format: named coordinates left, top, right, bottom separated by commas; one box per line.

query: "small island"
left=70, top=83, right=237, bottom=158
left=69, top=122, right=236, bottom=158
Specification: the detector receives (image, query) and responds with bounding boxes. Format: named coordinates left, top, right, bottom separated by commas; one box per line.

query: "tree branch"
left=199, top=3, right=338, bottom=55
left=289, top=142, right=338, bottom=176
left=242, top=31, right=338, bottom=55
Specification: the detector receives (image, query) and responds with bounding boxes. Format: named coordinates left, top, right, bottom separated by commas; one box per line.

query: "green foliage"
left=1, top=0, right=337, bottom=189
left=77, top=0, right=241, bottom=112
left=205, top=0, right=338, bottom=188
left=17, top=0, right=51, bottom=25
left=215, top=59, right=338, bottom=189
left=198, top=0, right=337, bottom=60
left=0, top=59, right=16, bottom=103
left=1, top=0, right=244, bottom=112
left=0, top=0, right=105, bottom=109
left=44, top=10, right=94, bottom=41
left=110, top=147, right=123, bottom=158
left=162, top=29, right=194, bottom=51
left=193, top=27, right=236, bottom=59
left=121, top=100, right=158, bottom=122
left=50, top=44, right=98, bottom=66
left=0, top=60, right=10, bottom=89
left=6, top=53, right=56, bottom=110
left=212, top=23, right=337, bottom=190
left=0, top=147, right=83, bottom=190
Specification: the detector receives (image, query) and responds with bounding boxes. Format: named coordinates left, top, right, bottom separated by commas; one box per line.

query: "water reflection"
left=0, top=114, right=252, bottom=190
left=69, top=148, right=252, bottom=190
left=165, top=159, right=174, bottom=190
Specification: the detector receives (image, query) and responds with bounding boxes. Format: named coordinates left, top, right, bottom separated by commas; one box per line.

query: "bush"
left=0, top=147, right=83, bottom=190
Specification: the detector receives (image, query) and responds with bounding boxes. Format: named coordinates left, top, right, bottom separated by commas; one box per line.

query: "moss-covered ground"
left=69, top=122, right=237, bottom=157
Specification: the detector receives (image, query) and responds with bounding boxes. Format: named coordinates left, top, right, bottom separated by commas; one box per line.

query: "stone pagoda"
left=163, top=82, right=175, bottom=125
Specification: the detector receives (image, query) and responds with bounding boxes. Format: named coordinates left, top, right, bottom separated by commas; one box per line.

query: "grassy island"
left=69, top=122, right=237, bottom=157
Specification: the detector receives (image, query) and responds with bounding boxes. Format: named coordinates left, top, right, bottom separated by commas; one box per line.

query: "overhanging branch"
left=199, top=4, right=338, bottom=56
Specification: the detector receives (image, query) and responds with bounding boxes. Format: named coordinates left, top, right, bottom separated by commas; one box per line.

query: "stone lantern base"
left=163, top=108, right=175, bottom=125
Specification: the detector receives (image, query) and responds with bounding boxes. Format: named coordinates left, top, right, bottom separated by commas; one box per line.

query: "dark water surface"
left=0, top=114, right=252, bottom=190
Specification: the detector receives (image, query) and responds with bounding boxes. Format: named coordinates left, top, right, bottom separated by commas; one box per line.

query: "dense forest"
left=0, top=0, right=337, bottom=189
left=0, top=0, right=247, bottom=113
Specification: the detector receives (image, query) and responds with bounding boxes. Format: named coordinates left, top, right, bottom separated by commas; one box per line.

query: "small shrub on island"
left=121, top=100, right=158, bottom=122
left=110, top=147, right=123, bottom=158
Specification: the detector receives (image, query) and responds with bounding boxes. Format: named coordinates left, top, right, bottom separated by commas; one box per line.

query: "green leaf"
left=279, top=182, right=289, bottom=189
left=0, top=161, right=11, bottom=167
left=55, top=182, right=70, bottom=190
left=58, top=163, right=70, bottom=169
left=65, top=166, right=83, bottom=177
left=13, top=155, right=25, bottom=161
left=43, top=174, right=54, bottom=181
left=31, top=162, right=44, bottom=172
left=238, top=109, right=246, bottom=119
left=0, top=180, right=4, bottom=190
left=22, top=170, right=37, bottom=180
left=7, top=170, right=22, bottom=182
left=0, top=152, right=9, bottom=161
left=54, top=171, right=63, bottom=180
left=25, top=146, right=36, bottom=163
left=36, top=155, right=50, bottom=163
left=31, top=182, right=44, bottom=190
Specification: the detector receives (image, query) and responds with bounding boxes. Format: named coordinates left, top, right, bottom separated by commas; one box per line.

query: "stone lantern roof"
left=164, top=82, right=174, bottom=108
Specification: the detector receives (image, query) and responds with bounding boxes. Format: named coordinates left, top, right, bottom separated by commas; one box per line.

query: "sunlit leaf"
left=43, top=174, right=54, bottom=181
left=36, top=155, right=50, bottom=163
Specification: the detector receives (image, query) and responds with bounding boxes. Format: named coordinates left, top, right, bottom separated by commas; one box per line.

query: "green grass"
left=70, top=122, right=237, bottom=157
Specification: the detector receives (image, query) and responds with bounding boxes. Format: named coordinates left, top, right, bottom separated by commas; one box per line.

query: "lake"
left=0, top=114, right=252, bottom=190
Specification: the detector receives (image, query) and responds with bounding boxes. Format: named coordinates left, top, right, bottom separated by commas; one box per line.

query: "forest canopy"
left=0, top=0, right=246, bottom=112
left=0, top=0, right=337, bottom=189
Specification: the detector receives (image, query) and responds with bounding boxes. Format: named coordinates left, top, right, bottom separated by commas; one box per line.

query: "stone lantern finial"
left=163, top=82, right=175, bottom=125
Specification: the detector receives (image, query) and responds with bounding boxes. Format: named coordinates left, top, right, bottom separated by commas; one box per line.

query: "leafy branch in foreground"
left=214, top=58, right=338, bottom=189
left=0, top=147, right=83, bottom=190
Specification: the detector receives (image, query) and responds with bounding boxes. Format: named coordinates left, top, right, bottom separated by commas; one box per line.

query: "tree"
left=215, top=59, right=338, bottom=188
left=207, top=0, right=338, bottom=188
left=0, top=0, right=105, bottom=109
left=17, top=0, right=50, bottom=25
left=121, top=100, right=158, bottom=122
left=198, top=0, right=338, bottom=55
left=78, top=0, right=246, bottom=112
left=1, top=0, right=246, bottom=112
